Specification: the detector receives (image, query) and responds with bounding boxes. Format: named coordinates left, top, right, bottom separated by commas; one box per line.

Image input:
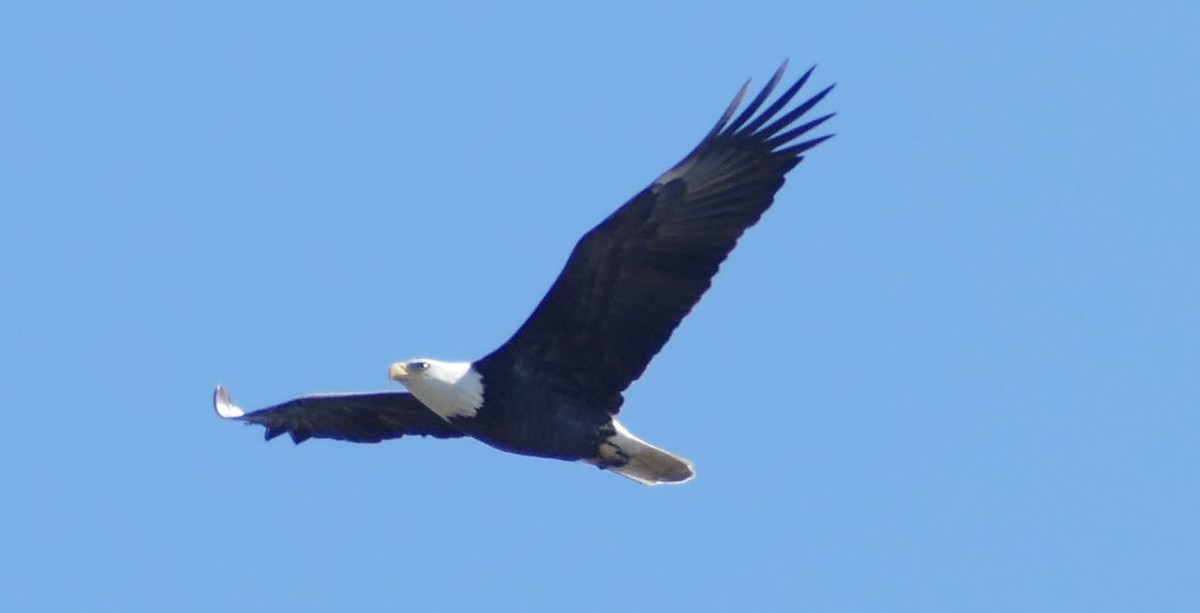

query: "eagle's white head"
left=389, top=358, right=483, bottom=420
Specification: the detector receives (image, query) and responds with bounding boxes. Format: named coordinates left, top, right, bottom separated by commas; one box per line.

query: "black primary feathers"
left=479, top=63, right=834, bottom=406
left=214, top=386, right=463, bottom=444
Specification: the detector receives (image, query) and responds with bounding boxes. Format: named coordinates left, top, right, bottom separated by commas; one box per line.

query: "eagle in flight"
left=215, top=62, right=834, bottom=485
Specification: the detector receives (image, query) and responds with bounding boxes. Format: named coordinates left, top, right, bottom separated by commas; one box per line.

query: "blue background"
left=3, top=2, right=1198, bottom=611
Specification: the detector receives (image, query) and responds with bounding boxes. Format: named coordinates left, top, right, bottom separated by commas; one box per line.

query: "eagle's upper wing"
left=213, top=385, right=464, bottom=444
left=479, top=63, right=834, bottom=406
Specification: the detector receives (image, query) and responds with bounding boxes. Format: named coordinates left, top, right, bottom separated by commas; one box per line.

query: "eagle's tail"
left=600, top=420, right=695, bottom=485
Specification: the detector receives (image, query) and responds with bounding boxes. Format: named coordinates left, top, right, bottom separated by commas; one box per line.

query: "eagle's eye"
left=411, top=361, right=430, bottom=372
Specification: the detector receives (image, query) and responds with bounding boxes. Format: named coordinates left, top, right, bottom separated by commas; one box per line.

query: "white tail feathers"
left=602, top=421, right=695, bottom=485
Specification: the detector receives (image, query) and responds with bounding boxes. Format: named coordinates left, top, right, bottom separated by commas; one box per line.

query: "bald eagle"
left=214, top=63, right=834, bottom=485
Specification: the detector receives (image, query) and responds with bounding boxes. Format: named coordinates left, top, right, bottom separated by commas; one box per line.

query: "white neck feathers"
left=401, top=360, right=484, bottom=420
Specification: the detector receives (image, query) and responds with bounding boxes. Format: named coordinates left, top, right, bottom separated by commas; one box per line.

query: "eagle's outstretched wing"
left=480, top=63, right=834, bottom=407
left=213, top=385, right=465, bottom=444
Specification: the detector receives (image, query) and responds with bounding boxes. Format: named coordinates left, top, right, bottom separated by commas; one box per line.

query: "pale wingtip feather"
left=213, top=384, right=245, bottom=419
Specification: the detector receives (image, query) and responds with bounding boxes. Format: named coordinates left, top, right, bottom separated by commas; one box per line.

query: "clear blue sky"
left=2, top=2, right=1197, bottom=611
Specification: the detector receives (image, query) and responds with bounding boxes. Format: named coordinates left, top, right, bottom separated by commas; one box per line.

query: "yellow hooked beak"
left=389, top=362, right=409, bottom=381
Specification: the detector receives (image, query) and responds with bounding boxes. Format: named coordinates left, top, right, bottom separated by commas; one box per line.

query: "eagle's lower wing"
left=213, top=385, right=464, bottom=444
left=481, top=63, right=834, bottom=405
